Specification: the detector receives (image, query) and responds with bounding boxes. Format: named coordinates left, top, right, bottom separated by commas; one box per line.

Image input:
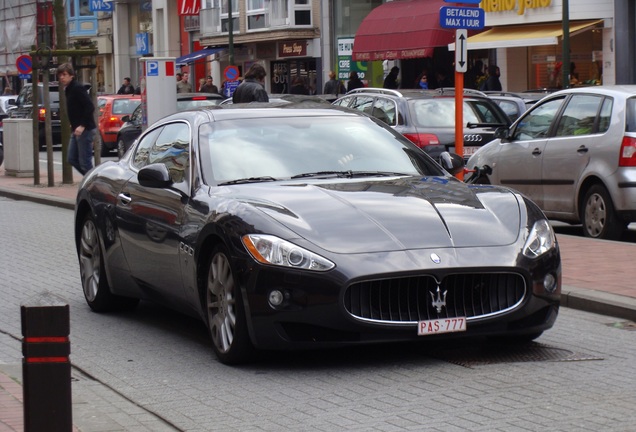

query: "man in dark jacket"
left=57, top=63, right=96, bottom=175
left=116, top=77, right=135, bottom=94
left=232, top=64, right=269, bottom=103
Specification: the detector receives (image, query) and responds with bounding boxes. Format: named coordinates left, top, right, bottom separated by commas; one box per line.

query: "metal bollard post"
left=21, top=292, right=72, bottom=432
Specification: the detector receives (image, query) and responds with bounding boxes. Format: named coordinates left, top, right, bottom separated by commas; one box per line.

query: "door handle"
left=577, top=146, right=589, bottom=154
left=531, top=148, right=542, bottom=156
left=117, top=193, right=132, bottom=205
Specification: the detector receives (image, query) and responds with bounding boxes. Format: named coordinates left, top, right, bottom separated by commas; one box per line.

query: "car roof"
left=342, top=87, right=494, bottom=101
left=162, top=104, right=359, bottom=123
left=177, top=92, right=224, bottom=100
left=98, top=94, right=141, bottom=99
left=549, top=85, right=636, bottom=98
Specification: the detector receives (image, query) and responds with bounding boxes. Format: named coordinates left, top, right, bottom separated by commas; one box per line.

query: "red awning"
left=352, top=0, right=457, bottom=61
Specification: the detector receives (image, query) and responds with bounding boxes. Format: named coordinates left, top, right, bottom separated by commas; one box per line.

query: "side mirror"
left=494, top=127, right=510, bottom=140
left=438, top=151, right=464, bottom=175
left=7, top=99, right=16, bottom=106
left=138, top=163, right=173, bottom=188
left=121, top=115, right=130, bottom=123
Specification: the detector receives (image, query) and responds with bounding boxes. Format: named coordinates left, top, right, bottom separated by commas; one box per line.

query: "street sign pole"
left=440, top=5, right=484, bottom=179
left=455, top=29, right=468, bottom=179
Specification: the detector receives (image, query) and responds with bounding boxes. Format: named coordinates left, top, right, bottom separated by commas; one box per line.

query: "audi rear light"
left=402, top=133, right=440, bottom=149
left=619, top=136, right=636, bottom=167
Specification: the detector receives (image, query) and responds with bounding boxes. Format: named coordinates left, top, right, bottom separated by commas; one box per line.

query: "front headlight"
left=523, top=219, right=556, bottom=258
left=242, top=234, right=335, bottom=271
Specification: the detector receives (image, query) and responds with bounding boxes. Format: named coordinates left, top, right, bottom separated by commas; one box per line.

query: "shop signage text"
left=178, top=0, right=201, bottom=16
left=481, top=0, right=551, bottom=15
left=278, top=41, right=307, bottom=58
left=440, top=6, right=485, bottom=29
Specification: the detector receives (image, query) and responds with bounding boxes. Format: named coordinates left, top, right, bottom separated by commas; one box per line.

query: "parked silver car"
left=467, top=85, right=636, bottom=240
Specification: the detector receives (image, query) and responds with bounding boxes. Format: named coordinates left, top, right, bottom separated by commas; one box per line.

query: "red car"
left=97, top=95, right=141, bottom=156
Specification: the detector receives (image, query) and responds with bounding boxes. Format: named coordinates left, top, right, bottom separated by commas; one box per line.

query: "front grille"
left=344, top=273, right=526, bottom=323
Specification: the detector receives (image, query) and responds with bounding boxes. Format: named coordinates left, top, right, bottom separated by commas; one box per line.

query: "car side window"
left=332, top=97, right=351, bottom=108
left=496, top=100, right=520, bottom=122
left=132, top=127, right=163, bottom=170
left=371, top=97, right=397, bottom=126
left=598, top=97, right=613, bottom=133
left=513, top=97, right=565, bottom=140
left=554, top=94, right=603, bottom=137
left=350, top=96, right=374, bottom=115
left=147, top=123, right=191, bottom=185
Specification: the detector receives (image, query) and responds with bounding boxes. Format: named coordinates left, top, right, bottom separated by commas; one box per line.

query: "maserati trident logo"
left=430, top=253, right=441, bottom=264
left=430, top=286, right=447, bottom=313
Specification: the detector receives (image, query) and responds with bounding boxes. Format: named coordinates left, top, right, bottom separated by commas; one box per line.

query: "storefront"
left=349, top=0, right=471, bottom=89
left=452, top=0, right=614, bottom=91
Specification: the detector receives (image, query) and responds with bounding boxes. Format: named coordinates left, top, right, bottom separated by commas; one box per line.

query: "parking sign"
left=146, top=61, right=159, bottom=76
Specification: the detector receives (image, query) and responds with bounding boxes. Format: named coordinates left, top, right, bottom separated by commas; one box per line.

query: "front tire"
left=79, top=214, right=139, bottom=312
left=581, top=184, right=624, bottom=240
left=205, top=245, right=253, bottom=364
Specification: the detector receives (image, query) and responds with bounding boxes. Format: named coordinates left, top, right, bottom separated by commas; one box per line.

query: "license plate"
left=449, top=146, right=479, bottom=157
left=418, top=317, right=467, bottom=336
left=463, top=146, right=479, bottom=156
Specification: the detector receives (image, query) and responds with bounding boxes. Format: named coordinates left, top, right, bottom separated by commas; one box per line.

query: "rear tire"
left=581, top=184, right=624, bottom=240
left=79, top=213, right=139, bottom=312
left=204, top=245, right=253, bottom=365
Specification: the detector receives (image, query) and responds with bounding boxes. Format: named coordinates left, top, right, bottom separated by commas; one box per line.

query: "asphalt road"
left=1, top=197, right=636, bottom=431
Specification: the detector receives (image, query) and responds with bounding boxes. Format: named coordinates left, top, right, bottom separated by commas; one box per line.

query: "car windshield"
left=199, top=115, right=445, bottom=184
left=410, top=99, right=506, bottom=128
left=112, top=99, right=141, bottom=114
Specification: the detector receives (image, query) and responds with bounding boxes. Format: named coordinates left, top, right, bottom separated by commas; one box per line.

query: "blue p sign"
left=147, top=61, right=159, bottom=77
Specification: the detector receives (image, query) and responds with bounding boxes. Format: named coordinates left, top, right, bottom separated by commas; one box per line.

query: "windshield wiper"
left=291, top=170, right=411, bottom=179
left=291, top=171, right=353, bottom=179
left=218, top=176, right=278, bottom=185
left=348, top=171, right=412, bottom=177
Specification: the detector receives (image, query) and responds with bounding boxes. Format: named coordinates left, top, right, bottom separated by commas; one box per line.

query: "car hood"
left=227, top=176, right=522, bottom=254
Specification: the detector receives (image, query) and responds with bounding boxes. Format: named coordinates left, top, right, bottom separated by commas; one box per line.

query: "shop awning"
left=176, top=48, right=224, bottom=65
left=352, top=0, right=458, bottom=61
left=449, top=19, right=604, bottom=51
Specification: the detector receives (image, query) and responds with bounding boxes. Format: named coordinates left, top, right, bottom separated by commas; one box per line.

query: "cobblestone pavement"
left=1, top=168, right=636, bottom=431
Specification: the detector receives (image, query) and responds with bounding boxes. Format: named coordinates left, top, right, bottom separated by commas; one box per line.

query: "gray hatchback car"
left=467, top=85, right=636, bottom=240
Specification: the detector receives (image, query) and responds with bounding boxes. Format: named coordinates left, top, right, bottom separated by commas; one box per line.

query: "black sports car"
left=74, top=104, right=561, bottom=365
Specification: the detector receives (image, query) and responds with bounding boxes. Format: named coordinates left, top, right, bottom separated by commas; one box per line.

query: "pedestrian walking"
left=232, top=64, right=269, bottom=103
left=57, top=62, right=96, bottom=175
left=347, top=71, right=364, bottom=92
left=323, top=70, right=345, bottom=96
left=116, top=77, right=135, bottom=94
left=200, top=76, right=219, bottom=94
left=383, top=66, right=400, bottom=89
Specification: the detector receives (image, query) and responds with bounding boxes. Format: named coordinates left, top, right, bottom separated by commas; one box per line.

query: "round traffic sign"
left=16, top=55, right=32, bottom=74
left=224, top=65, right=240, bottom=81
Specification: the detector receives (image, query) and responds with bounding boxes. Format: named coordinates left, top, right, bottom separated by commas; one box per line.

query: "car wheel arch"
left=576, top=175, right=607, bottom=221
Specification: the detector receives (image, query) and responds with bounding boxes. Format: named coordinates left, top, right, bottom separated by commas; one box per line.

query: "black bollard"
left=21, top=292, right=72, bottom=432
